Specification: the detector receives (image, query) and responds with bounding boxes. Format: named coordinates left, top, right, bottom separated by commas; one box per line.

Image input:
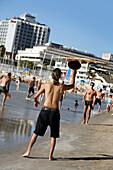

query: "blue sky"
left=1, top=0, right=113, bottom=58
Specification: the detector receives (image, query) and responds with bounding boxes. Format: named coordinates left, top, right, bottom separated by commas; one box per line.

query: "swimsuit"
left=34, top=107, right=60, bottom=138
left=29, top=87, right=34, bottom=94
left=0, top=86, right=6, bottom=93
left=85, top=100, right=93, bottom=109
left=95, top=98, right=101, bottom=105
left=108, top=98, right=112, bottom=105
left=17, top=82, right=20, bottom=85
left=60, top=94, right=63, bottom=101
left=75, top=103, right=78, bottom=108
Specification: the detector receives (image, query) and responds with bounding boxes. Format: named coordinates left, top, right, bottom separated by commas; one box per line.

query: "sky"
left=0, top=0, right=113, bottom=58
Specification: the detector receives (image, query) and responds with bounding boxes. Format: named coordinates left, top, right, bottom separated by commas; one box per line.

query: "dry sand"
left=1, top=112, right=113, bottom=170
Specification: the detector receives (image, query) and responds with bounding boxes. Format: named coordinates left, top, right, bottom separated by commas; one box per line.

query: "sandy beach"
left=0, top=111, right=113, bottom=170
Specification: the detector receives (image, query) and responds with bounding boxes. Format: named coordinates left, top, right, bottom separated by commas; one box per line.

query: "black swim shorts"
left=85, top=100, right=93, bottom=109
left=29, top=87, right=34, bottom=94
left=34, top=107, right=60, bottom=138
left=60, top=94, right=63, bottom=101
left=95, top=98, right=101, bottom=105
left=0, top=86, right=6, bottom=93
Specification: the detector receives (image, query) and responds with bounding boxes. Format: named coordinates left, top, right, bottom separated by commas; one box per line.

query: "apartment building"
left=0, top=13, right=50, bottom=65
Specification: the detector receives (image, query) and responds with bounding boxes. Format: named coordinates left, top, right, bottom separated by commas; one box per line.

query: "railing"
left=0, top=63, right=52, bottom=81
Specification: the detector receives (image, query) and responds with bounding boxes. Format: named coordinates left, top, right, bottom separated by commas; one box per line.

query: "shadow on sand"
left=26, top=154, right=113, bottom=161
left=89, top=124, right=113, bottom=127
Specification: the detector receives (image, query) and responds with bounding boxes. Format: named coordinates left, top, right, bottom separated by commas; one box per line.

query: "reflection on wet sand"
left=0, top=118, right=36, bottom=150
left=0, top=118, right=35, bottom=137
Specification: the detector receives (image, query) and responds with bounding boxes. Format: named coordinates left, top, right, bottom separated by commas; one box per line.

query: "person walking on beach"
left=94, top=89, right=103, bottom=112
left=15, top=76, right=21, bottom=91
left=0, top=72, right=11, bottom=106
left=22, top=67, right=76, bottom=160
left=82, top=82, right=97, bottom=124
left=106, top=94, right=112, bottom=113
left=36, top=79, right=45, bottom=103
left=26, top=77, right=35, bottom=99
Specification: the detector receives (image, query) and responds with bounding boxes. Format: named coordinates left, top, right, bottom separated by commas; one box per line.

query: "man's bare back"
left=96, top=91, right=102, bottom=99
left=34, top=80, right=74, bottom=109
left=34, top=69, right=76, bottom=109
left=42, top=82, right=64, bottom=109
left=0, top=76, right=11, bottom=87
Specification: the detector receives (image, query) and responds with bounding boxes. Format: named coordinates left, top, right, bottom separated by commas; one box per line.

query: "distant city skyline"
left=1, top=0, right=113, bottom=58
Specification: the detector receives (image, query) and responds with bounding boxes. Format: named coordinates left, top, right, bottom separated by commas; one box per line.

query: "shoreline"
left=1, top=110, right=113, bottom=169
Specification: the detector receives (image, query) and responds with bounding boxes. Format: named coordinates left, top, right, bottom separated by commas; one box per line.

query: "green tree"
left=86, top=68, right=96, bottom=80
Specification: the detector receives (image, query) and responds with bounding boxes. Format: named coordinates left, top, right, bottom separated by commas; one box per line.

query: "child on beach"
left=15, top=77, right=21, bottom=91
left=74, top=100, right=78, bottom=111
left=106, top=95, right=112, bottom=113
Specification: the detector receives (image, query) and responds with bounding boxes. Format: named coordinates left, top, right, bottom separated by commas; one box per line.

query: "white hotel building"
left=0, top=13, right=50, bottom=64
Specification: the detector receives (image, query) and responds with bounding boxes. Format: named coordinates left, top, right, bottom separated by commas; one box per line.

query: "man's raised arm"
left=63, top=69, right=76, bottom=91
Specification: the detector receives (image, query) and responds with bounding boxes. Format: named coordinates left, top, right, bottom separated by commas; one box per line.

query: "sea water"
left=0, top=82, right=107, bottom=152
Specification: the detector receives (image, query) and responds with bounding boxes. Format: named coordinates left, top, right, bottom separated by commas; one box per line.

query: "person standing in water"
left=0, top=72, right=11, bottom=106
left=82, top=82, right=97, bottom=124
left=15, top=77, right=21, bottom=91
left=26, top=77, right=35, bottom=99
left=94, top=89, right=103, bottom=112
left=106, top=94, right=112, bottom=113
left=74, top=100, right=79, bottom=112
left=22, top=68, right=76, bottom=160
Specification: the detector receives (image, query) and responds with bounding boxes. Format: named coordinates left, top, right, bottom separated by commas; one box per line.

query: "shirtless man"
left=0, top=72, right=11, bottom=105
left=22, top=68, right=76, bottom=160
left=26, top=77, right=35, bottom=99
left=82, top=82, right=97, bottom=124
left=95, top=89, right=103, bottom=112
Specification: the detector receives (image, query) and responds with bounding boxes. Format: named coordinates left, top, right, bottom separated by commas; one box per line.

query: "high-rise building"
left=0, top=13, right=50, bottom=64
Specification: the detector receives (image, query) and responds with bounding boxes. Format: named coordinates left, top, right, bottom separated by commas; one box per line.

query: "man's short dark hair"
left=90, top=82, right=95, bottom=86
left=8, top=72, right=11, bottom=77
left=52, top=68, right=61, bottom=81
left=100, top=89, right=102, bottom=92
left=33, top=77, right=35, bottom=80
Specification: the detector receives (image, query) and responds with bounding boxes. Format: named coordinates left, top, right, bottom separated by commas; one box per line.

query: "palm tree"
left=86, top=68, right=96, bottom=80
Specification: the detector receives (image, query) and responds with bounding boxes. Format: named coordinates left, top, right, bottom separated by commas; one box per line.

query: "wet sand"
left=1, top=111, right=113, bottom=170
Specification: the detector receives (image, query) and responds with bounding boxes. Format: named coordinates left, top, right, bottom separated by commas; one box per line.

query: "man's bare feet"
left=22, top=152, right=30, bottom=157
left=82, top=121, right=85, bottom=124
left=86, top=122, right=88, bottom=125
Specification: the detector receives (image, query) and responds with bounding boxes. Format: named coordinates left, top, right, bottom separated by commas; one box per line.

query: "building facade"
left=0, top=13, right=50, bottom=65
left=16, top=42, right=113, bottom=87
left=15, top=42, right=113, bottom=73
left=102, top=53, right=113, bottom=61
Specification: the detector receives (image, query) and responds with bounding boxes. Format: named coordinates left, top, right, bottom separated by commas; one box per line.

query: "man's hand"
left=92, top=103, right=95, bottom=107
left=34, top=101, right=40, bottom=107
left=82, top=99, right=84, bottom=103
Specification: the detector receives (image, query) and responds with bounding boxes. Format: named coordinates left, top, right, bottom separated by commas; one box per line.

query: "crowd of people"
left=0, top=68, right=113, bottom=160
